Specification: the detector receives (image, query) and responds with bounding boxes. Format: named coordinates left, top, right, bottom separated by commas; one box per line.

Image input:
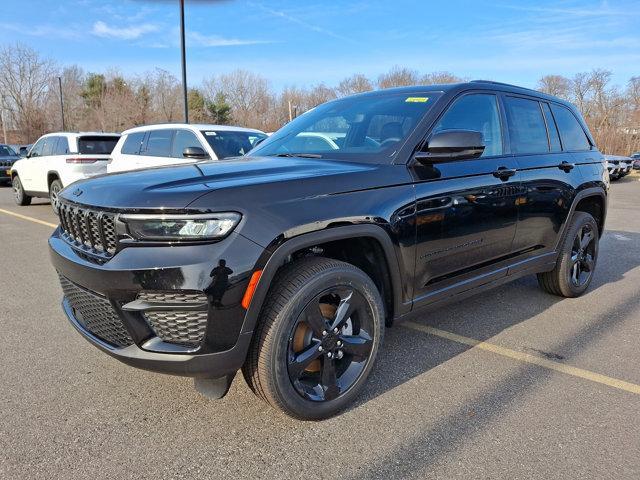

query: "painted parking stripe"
left=0, top=208, right=57, bottom=228
left=403, top=321, right=640, bottom=396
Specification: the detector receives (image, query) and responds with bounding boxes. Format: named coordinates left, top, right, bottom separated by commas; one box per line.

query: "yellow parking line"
left=0, top=208, right=57, bottom=228
left=403, top=321, right=640, bottom=396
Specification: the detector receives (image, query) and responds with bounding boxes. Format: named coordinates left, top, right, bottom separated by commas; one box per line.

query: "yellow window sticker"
left=405, top=97, right=429, bottom=103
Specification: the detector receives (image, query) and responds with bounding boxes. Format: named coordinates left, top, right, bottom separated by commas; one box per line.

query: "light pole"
left=58, top=76, right=66, bottom=131
left=179, top=0, right=189, bottom=123
left=1, top=95, right=7, bottom=144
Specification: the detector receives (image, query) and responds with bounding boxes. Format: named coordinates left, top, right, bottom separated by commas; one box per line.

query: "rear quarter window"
left=550, top=104, right=591, bottom=151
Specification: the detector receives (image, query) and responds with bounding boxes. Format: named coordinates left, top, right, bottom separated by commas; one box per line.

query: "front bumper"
left=50, top=227, right=264, bottom=378
left=62, top=297, right=253, bottom=377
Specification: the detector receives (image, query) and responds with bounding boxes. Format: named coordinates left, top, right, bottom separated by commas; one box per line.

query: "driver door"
left=19, top=137, right=46, bottom=191
left=410, top=92, right=521, bottom=307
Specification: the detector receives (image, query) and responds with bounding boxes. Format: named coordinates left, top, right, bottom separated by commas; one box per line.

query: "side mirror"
left=183, top=146, right=208, bottom=159
left=251, top=137, right=266, bottom=149
left=414, top=129, right=485, bottom=164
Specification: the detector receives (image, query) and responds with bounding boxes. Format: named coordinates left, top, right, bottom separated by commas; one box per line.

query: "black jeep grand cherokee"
left=50, top=81, right=607, bottom=420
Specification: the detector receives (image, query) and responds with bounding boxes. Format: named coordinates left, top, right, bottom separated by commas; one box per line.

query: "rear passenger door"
left=506, top=95, right=583, bottom=263
left=137, top=129, right=175, bottom=169
left=411, top=92, right=520, bottom=307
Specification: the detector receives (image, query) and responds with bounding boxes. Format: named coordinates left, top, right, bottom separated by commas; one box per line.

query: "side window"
left=121, top=132, right=146, bottom=155
left=28, top=138, right=46, bottom=157
left=550, top=104, right=591, bottom=151
left=504, top=97, right=549, bottom=154
left=541, top=103, right=561, bottom=152
left=433, top=94, right=503, bottom=157
left=144, top=129, right=174, bottom=157
left=41, top=137, right=57, bottom=157
left=172, top=129, right=204, bottom=158
left=54, top=137, right=70, bottom=155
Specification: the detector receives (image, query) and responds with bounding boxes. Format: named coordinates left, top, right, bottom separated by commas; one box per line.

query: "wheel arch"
left=47, top=171, right=61, bottom=190
left=573, top=192, right=606, bottom=236
left=555, top=187, right=607, bottom=251
left=241, top=224, right=407, bottom=335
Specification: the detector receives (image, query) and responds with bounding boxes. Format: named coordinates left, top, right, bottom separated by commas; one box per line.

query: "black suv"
left=50, top=81, right=607, bottom=420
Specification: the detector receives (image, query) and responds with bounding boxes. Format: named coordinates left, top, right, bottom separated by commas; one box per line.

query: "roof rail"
left=470, top=80, right=542, bottom=94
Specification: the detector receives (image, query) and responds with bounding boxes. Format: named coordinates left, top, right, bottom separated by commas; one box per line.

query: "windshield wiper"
left=274, top=153, right=323, bottom=158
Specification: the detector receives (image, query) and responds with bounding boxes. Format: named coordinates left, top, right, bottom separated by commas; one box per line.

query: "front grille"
left=58, top=202, right=117, bottom=255
left=58, top=275, right=134, bottom=348
left=0, top=160, right=13, bottom=167
left=137, top=291, right=208, bottom=347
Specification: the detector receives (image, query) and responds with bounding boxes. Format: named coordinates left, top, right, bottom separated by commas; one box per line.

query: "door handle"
left=558, top=161, right=575, bottom=172
left=492, top=167, right=517, bottom=181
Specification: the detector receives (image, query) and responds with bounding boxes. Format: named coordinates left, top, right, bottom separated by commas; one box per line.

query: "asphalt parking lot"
left=1, top=176, right=639, bottom=479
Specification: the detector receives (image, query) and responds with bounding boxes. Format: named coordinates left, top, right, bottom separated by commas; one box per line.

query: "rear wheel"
left=12, top=175, right=31, bottom=206
left=537, top=211, right=598, bottom=297
left=243, top=257, right=384, bottom=420
left=49, top=178, right=62, bottom=214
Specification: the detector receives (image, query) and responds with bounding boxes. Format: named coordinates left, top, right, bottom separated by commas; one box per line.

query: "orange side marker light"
left=241, top=270, right=263, bottom=309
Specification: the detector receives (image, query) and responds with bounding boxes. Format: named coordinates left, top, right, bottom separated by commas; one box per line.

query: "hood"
left=0, top=155, right=20, bottom=163
left=58, top=156, right=402, bottom=210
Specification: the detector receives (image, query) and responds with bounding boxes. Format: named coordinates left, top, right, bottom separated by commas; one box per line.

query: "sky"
left=1, top=0, right=639, bottom=91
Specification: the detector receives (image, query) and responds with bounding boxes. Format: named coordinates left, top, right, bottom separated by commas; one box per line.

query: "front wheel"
left=537, top=211, right=599, bottom=297
left=243, top=257, right=384, bottom=420
left=12, top=175, right=31, bottom=206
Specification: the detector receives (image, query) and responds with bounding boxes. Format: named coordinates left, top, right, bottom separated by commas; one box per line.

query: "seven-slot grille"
left=58, top=274, right=134, bottom=348
left=58, top=202, right=117, bottom=255
left=0, top=160, right=14, bottom=167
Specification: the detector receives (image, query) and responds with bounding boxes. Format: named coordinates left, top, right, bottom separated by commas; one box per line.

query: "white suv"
left=107, top=123, right=267, bottom=173
left=11, top=132, right=120, bottom=212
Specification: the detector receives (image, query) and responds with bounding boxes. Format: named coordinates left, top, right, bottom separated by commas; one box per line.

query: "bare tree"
left=421, top=71, right=463, bottom=85
left=149, top=69, right=182, bottom=123
left=204, top=69, right=274, bottom=131
left=377, top=66, right=419, bottom=89
left=0, top=43, right=56, bottom=142
left=44, top=65, right=86, bottom=132
left=336, top=74, right=373, bottom=97
left=537, top=75, right=571, bottom=98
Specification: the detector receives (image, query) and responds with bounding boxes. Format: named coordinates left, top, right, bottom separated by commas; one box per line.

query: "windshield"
left=201, top=130, right=267, bottom=159
left=78, top=136, right=120, bottom=155
left=0, top=145, right=16, bottom=156
left=248, top=92, right=442, bottom=163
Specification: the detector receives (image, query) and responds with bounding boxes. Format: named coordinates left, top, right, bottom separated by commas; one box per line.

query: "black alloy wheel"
left=569, top=223, right=596, bottom=287
left=243, top=257, right=384, bottom=420
left=537, top=211, right=599, bottom=297
left=287, top=286, right=375, bottom=402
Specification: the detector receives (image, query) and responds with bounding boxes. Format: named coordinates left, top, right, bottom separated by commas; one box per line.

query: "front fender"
left=239, top=223, right=410, bottom=335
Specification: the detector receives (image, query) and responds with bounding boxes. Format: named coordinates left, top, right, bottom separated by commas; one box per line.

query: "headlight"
left=120, top=213, right=241, bottom=241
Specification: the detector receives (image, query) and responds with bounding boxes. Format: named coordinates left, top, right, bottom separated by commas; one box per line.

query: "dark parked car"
left=50, top=81, right=607, bottom=420
left=0, top=144, right=20, bottom=184
left=632, top=152, right=640, bottom=170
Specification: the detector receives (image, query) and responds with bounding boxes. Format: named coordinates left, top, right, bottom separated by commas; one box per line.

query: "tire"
left=537, top=211, right=599, bottom=298
left=242, top=256, right=384, bottom=420
left=49, top=178, right=63, bottom=214
left=12, top=175, right=31, bottom=206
